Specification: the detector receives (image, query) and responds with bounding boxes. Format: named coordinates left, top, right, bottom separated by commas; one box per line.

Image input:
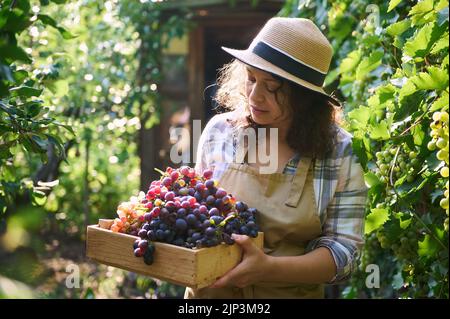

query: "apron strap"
left=284, top=157, right=313, bottom=208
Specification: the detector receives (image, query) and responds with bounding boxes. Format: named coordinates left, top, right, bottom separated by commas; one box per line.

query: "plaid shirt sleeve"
left=307, top=133, right=368, bottom=284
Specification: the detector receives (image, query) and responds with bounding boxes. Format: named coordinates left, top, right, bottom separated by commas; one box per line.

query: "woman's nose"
left=248, top=83, right=265, bottom=103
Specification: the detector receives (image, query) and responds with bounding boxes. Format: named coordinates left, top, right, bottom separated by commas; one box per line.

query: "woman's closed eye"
left=246, top=77, right=279, bottom=93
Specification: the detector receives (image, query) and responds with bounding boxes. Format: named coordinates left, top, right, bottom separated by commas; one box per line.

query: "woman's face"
left=244, top=66, right=291, bottom=127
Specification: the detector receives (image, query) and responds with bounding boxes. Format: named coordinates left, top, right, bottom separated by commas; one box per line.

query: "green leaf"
left=9, top=86, right=42, bottom=97
left=24, top=101, right=41, bottom=118
left=37, top=14, right=77, bottom=39
left=386, top=19, right=412, bottom=36
left=430, top=91, right=449, bottom=111
left=365, top=208, right=389, bottom=234
left=364, top=172, right=381, bottom=188
left=368, top=85, right=396, bottom=109
left=32, top=190, right=47, bottom=206
left=13, top=70, right=28, bottom=84
left=53, top=121, right=75, bottom=136
left=324, top=68, right=339, bottom=87
left=369, top=121, right=390, bottom=140
left=351, top=138, right=369, bottom=170
left=410, top=66, right=449, bottom=91
left=418, top=234, right=440, bottom=257
left=404, top=22, right=447, bottom=58
left=348, top=106, right=371, bottom=127
left=388, top=0, right=403, bottom=13
left=398, top=79, right=418, bottom=101
left=430, top=32, right=449, bottom=54
left=30, top=134, right=48, bottom=152
left=340, top=50, right=362, bottom=74
left=0, top=143, right=13, bottom=159
left=356, top=51, right=384, bottom=80
left=1, top=8, right=32, bottom=33
left=0, top=44, right=32, bottom=64
left=442, top=55, right=449, bottom=68
left=409, top=0, right=435, bottom=25
left=412, top=124, right=426, bottom=145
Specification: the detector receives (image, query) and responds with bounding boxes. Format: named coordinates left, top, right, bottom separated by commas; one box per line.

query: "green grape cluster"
left=375, top=146, right=420, bottom=184
left=427, top=110, right=449, bottom=229
left=376, top=228, right=418, bottom=261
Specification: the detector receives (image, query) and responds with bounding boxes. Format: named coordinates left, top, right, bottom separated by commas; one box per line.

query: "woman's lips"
left=250, top=105, right=268, bottom=114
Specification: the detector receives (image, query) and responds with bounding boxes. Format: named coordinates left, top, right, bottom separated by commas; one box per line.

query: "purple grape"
left=144, top=212, right=152, bottom=222
left=138, top=229, right=148, bottom=239
left=195, top=183, right=204, bottom=192
left=205, top=180, right=214, bottom=189
left=210, top=215, right=224, bottom=225
left=246, top=221, right=257, bottom=230
left=209, top=207, right=220, bottom=216
left=162, top=177, right=172, bottom=187
left=134, top=248, right=143, bottom=257
left=155, top=229, right=165, bottom=240
left=239, top=226, right=249, bottom=235
left=192, top=232, right=202, bottom=242
left=177, top=208, right=187, bottom=218
left=215, top=188, right=227, bottom=198
left=214, top=198, right=224, bottom=209
left=206, top=195, right=215, bottom=206
left=186, top=214, right=197, bottom=226
left=143, top=248, right=154, bottom=265
left=175, top=218, right=188, bottom=232
left=199, top=205, right=208, bottom=214
left=236, top=201, right=247, bottom=212
left=205, top=227, right=216, bottom=238
left=249, top=230, right=258, bottom=238
left=164, top=191, right=175, bottom=201
left=222, top=233, right=235, bottom=245
left=138, top=240, right=149, bottom=250
left=147, top=230, right=156, bottom=240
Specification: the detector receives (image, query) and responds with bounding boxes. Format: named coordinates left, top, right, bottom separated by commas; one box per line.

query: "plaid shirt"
left=195, top=112, right=368, bottom=284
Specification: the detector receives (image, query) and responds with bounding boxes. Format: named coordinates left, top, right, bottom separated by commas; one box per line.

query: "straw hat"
left=222, top=17, right=338, bottom=104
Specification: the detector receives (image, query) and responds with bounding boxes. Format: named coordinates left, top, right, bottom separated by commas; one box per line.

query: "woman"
left=185, top=17, right=367, bottom=299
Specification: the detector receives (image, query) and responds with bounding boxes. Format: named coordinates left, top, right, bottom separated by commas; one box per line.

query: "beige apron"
left=185, top=155, right=323, bottom=299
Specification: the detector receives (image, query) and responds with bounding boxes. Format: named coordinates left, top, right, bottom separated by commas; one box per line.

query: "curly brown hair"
left=213, top=60, right=343, bottom=159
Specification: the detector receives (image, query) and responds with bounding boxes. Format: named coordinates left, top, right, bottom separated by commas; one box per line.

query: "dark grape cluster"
left=129, top=166, right=259, bottom=265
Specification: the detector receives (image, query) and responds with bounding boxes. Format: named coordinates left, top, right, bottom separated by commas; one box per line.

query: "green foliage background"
left=282, top=0, right=449, bottom=298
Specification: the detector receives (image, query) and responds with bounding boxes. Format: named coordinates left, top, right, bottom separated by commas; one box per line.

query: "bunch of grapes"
left=427, top=110, right=449, bottom=229
left=374, top=146, right=420, bottom=184
left=110, top=195, right=147, bottom=233
left=376, top=228, right=418, bottom=260
left=113, top=166, right=260, bottom=265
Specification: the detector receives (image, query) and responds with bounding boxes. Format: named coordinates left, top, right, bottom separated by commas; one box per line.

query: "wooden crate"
left=86, top=219, right=264, bottom=289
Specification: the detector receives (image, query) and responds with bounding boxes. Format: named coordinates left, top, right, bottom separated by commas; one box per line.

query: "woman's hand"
left=209, top=234, right=272, bottom=289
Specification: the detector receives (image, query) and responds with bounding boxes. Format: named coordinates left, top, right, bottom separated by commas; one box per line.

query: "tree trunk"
left=83, top=137, right=90, bottom=228
left=138, top=126, right=160, bottom=192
